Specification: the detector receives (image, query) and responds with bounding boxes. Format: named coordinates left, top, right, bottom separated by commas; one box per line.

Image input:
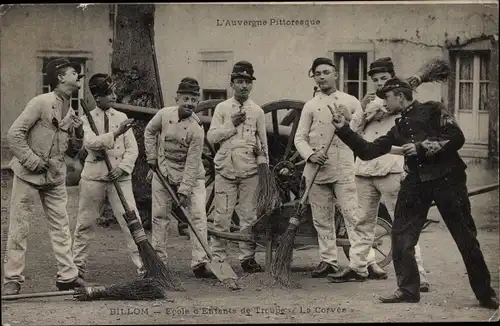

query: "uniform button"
left=375, top=132, right=378, bottom=135
left=169, top=120, right=172, bottom=124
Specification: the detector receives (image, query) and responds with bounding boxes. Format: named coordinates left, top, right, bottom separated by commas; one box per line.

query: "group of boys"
left=2, top=56, right=498, bottom=310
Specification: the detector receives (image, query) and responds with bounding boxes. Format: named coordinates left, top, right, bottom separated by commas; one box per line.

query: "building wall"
left=0, top=4, right=113, bottom=142
left=0, top=4, right=113, bottom=168
left=154, top=3, right=498, bottom=111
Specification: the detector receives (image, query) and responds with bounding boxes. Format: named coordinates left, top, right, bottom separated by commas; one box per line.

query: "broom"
left=1, top=278, right=165, bottom=301
left=406, top=57, right=452, bottom=89
left=80, top=99, right=183, bottom=292
left=254, top=139, right=281, bottom=218
left=270, top=102, right=340, bottom=287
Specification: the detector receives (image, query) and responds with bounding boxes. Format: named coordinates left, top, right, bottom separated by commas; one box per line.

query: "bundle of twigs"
left=74, top=278, right=166, bottom=301
left=406, top=57, right=452, bottom=89
left=1, top=278, right=166, bottom=301
left=254, top=143, right=281, bottom=217
left=124, top=212, right=184, bottom=292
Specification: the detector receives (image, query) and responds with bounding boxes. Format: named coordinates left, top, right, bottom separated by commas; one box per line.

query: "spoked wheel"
left=261, top=100, right=306, bottom=202
left=342, top=217, right=393, bottom=269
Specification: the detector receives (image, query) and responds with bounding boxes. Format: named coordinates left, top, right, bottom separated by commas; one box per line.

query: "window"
left=453, top=52, right=490, bottom=112
left=198, top=50, right=233, bottom=116
left=201, top=89, right=227, bottom=116
left=203, top=89, right=227, bottom=101
left=42, top=57, right=86, bottom=116
left=334, top=53, right=368, bottom=100
left=449, top=50, right=491, bottom=145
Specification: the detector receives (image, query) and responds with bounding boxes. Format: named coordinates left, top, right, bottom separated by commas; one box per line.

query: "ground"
left=1, top=163, right=499, bottom=324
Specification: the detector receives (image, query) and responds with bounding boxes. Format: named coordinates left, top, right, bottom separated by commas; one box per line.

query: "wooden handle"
left=80, top=99, right=131, bottom=213
left=298, top=102, right=340, bottom=206
left=152, top=168, right=214, bottom=260
left=2, top=290, right=74, bottom=301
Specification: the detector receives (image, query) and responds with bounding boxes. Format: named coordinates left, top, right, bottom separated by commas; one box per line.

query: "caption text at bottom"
left=109, top=305, right=352, bottom=316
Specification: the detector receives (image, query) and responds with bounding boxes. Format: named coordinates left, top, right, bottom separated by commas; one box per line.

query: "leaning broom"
left=270, top=57, right=453, bottom=287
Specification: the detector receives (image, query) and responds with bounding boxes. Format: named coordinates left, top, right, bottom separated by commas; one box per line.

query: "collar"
left=53, top=89, right=71, bottom=101
left=231, top=96, right=252, bottom=107
left=95, top=106, right=115, bottom=115
left=402, top=101, right=418, bottom=115
left=317, top=89, right=339, bottom=97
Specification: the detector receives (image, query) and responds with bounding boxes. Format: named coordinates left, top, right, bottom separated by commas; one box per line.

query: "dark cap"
left=309, top=57, right=336, bottom=77
left=375, top=77, right=413, bottom=99
left=368, top=57, right=395, bottom=76
left=231, top=61, right=256, bottom=81
left=46, top=58, right=83, bottom=86
left=177, top=77, right=200, bottom=96
left=89, top=73, right=115, bottom=97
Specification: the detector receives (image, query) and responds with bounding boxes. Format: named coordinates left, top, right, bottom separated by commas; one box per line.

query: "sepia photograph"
left=0, top=1, right=499, bottom=324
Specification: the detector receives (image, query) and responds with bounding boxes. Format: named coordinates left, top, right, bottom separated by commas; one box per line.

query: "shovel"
left=152, top=168, right=240, bottom=290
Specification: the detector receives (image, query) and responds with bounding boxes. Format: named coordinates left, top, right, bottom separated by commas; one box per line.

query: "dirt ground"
left=1, top=163, right=499, bottom=324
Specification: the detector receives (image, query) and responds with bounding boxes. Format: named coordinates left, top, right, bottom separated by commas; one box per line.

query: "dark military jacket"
left=335, top=100, right=467, bottom=182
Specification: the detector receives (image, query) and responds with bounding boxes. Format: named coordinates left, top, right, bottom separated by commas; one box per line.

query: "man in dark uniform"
left=330, top=77, right=498, bottom=309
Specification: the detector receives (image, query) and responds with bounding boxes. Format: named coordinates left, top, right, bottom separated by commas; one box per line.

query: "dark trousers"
left=392, top=169, right=496, bottom=300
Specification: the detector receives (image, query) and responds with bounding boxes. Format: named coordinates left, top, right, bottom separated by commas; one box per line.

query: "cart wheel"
left=342, top=217, right=393, bottom=269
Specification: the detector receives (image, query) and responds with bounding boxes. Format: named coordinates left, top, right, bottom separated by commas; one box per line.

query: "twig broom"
left=1, top=278, right=165, bottom=301
left=254, top=139, right=281, bottom=218
left=406, top=57, right=452, bottom=89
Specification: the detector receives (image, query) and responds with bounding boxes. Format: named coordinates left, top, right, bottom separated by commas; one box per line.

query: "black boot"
left=192, top=263, right=216, bottom=279
left=56, top=276, right=86, bottom=291
left=311, top=262, right=338, bottom=278
left=3, top=281, right=21, bottom=295
left=327, top=267, right=367, bottom=283
left=241, top=258, right=263, bottom=273
left=367, top=264, right=388, bottom=280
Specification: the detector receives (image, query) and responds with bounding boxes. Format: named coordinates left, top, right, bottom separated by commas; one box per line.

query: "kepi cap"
left=177, top=77, right=200, bottom=96
left=375, top=77, right=413, bottom=99
left=46, top=58, right=83, bottom=86
left=231, top=61, right=256, bottom=81
left=309, top=57, right=336, bottom=77
left=89, top=73, right=115, bottom=97
left=368, top=57, right=395, bottom=76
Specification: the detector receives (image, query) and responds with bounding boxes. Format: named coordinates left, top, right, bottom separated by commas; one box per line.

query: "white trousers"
left=356, top=173, right=428, bottom=282
left=309, top=179, right=371, bottom=276
left=151, top=176, right=209, bottom=268
left=210, top=173, right=259, bottom=262
left=3, top=176, right=79, bottom=284
left=72, top=179, right=145, bottom=276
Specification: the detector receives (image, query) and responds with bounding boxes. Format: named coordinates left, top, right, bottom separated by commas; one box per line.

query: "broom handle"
left=152, top=168, right=214, bottom=260
left=297, top=102, right=340, bottom=207
left=298, top=133, right=337, bottom=207
left=80, top=99, right=132, bottom=212
left=2, top=290, right=75, bottom=300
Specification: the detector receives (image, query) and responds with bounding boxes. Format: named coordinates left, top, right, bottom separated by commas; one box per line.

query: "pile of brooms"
left=269, top=57, right=453, bottom=288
